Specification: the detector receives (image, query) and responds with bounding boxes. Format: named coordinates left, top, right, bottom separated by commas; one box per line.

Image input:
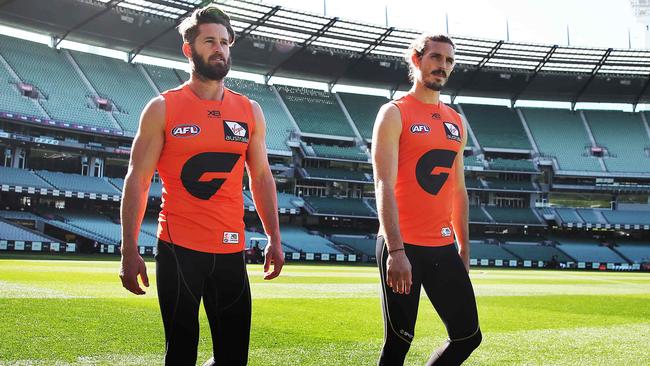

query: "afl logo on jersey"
left=410, top=124, right=430, bottom=134
left=171, top=124, right=201, bottom=138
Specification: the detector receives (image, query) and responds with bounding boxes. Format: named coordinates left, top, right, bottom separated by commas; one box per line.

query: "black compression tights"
left=376, top=237, right=482, bottom=366
left=156, top=240, right=251, bottom=366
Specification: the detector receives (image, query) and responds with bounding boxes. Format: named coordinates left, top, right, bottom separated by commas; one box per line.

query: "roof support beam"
left=127, top=0, right=212, bottom=62
left=510, top=45, right=557, bottom=107
left=632, top=74, right=650, bottom=112
left=236, top=6, right=281, bottom=42
left=451, top=40, right=503, bottom=103
left=52, top=0, right=124, bottom=49
left=265, top=17, right=338, bottom=80
left=328, top=27, right=394, bottom=87
left=571, top=48, right=612, bottom=110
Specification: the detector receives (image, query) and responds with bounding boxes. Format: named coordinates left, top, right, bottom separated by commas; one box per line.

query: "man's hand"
left=459, top=248, right=470, bottom=273
left=386, top=250, right=412, bottom=295
left=263, top=242, right=284, bottom=280
left=119, top=252, right=149, bottom=295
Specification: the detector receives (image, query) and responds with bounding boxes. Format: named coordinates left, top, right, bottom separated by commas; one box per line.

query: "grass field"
left=0, top=256, right=649, bottom=366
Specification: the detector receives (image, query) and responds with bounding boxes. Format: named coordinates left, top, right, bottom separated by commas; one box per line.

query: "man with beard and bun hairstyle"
left=372, top=34, right=481, bottom=366
left=119, top=5, right=284, bottom=365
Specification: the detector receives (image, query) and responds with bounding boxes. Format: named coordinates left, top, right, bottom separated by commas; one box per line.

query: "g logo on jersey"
left=415, top=149, right=457, bottom=195
left=181, top=152, right=241, bottom=200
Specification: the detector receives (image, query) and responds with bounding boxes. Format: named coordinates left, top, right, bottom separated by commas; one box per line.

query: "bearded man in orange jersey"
left=119, top=6, right=283, bottom=366
left=372, top=34, right=481, bottom=366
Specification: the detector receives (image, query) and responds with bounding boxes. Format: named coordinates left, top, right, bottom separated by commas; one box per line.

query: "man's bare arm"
left=372, top=103, right=412, bottom=295
left=451, top=116, right=470, bottom=272
left=245, top=100, right=283, bottom=280
left=119, top=96, right=165, bottom=294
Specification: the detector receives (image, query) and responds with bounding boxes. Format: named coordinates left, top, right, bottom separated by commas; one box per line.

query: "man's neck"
left=187, top=73, right=225, bottom=101
left=408, top=82, right=440, bottom=105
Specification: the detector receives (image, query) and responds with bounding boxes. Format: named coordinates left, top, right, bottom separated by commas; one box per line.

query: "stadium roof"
left=2, top=0, right=650, bottom=105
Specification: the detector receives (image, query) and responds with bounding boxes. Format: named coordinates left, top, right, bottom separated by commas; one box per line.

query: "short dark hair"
left=177, top=5, right=235, bottom=45
left=405, top=34, right=456, bottom=81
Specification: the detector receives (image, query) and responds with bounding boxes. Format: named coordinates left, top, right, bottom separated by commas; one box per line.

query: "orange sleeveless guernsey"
left=156, top=84, right=255, bottom=254
left=392, top=94, right=464, bottom=247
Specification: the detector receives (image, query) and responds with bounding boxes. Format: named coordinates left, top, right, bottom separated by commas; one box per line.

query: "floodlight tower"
left=630, top=0, right=650, bottom=48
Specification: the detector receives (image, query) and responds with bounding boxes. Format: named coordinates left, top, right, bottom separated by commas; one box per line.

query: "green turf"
left=0, top=259, right=648, bottom=365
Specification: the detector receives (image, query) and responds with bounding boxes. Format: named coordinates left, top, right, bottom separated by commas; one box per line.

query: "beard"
left=191, top=47, right=231, bottom=81
left=424, top=80, right=444, bottom=91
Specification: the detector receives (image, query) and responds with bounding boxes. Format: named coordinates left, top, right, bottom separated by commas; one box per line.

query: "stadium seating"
left=0, top=210, right=43, bottom=221
left=460, top=104, right=531, bottom=150
left=309, top=143, right=369, bottom=161
left=35, top=170, right=120, bottom=195
left=337, top=92, right=387, bottom=140
left=276, top=85, right=356, bottom=137
left=464, top=155, right=485, bottom=169
left=277, top=192, right=303, bottom=212
left=484, top=178, right=536, bottom=191
left=554, top=208, right=585, bottom=225
left=0, top=166, right=53, bottom=190
left=488, top=158, right=537, bottom=172
left=0, top=218, right=53, bottom=242
left=469, top=206, right=491, bottom=222
left=303, top=196, right=375, bottom=217
left=614, top=242, right=650, bottom=264
left=225, top=78, right=294, bottom=153
left=330, top=234, right=375, bottom=256
left=576, top=209, right=608, bottom=225
left=470, top=242, right=518, bottom=260
left=583, top=110, right=650, bottom=174
left=523, top=108, right=602, bottom=172
left=485, top=207, right=542, bottom=225
left=70, top=50, right=157, bottom=133
left=142, top=64, right=182, bottom=92
left=601, top=210, right=650, bottom=226
left=302, top=166, right=370, bottom=182
left=280, top=225, right=341, bottom=254
left=502, top=242, right=573, bottom=262
left=0, top=35, right=118, bottom=130
left=555, top=238, right=626, bottom=263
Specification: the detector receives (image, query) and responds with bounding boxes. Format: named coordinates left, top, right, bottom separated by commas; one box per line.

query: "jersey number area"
left=180, top=152, right=241, bottom=200
left=415, top=149, right=457, bottom=195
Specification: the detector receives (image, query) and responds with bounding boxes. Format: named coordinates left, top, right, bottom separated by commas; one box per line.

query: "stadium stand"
left=460, top=104, right=531, bottom=150
left=484, top=178, right=537, bottom=191
left=614, top=242, right=650, bottom=264
left=0, top=166, right=53, bottom=190
left=554, top=208, right=585, bottom=225
left=464, top=155, right=485, bottom=169
left=275, top=85, right=356, bottom=138
left=523, top=108, right=602, bottom=172
left=69, top=50, right=157, bottom=133
left=601, top=210, right=650, bottom=226
left=485, top=207, right=542, bottom=225
left=337, top=92, right=387, bottom=140
left=330, top=234, right=375, bottom=256
left=302, top=166, right=370, bottom=182
left=555, top=238, right=627, bottom=263
left=465, top=176, right=484, bottom=189
left=501, top=242, right=573, bottom=262
left=308, top=143, right=369, bottom=161
left=469, top=206, right=491, bottom=223
left=303, top=196, right=375, bottom=217
left=0, top=36, right=118, bottom=129
left=35, top=170, right=121, bottom=195
left=584, top=110, right=650, bottom=174
left=576, top=209, right=609, bottom=225
left=280, top=225, right=342, bottom=254
left=142, top=64, right=182, bottom=93
left=470, top=241, right=519, bottom=261
left=0, top=218, right=54, bottom=242
left=487, top=158, right=537, bottom=172
left=225, top=78, right=294, bottom=153
left=0, top=43, right=47, bottom=118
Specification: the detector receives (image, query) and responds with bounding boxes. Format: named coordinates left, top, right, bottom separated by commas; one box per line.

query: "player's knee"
left=467, top=328, right=482, bottom=351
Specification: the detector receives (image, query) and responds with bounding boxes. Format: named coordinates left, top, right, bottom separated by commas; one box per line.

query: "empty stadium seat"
left=461, top=104, right=531, bottom=150
left=523, top=108, right=601, bottom=172
left=337, top=92, right=388, bottom=140
left=0, top=166, right=53, bottom=190
left=303, top=196, right=375, bottom=217
left=485, top=207, right=542, bottom=225
left=276, top=85, right=356, bottom=137
left=280, top=225, right=341, bottom=254
left=35, top=170, right=120, bottom=195
left=555, top=238, right=626, bottom=263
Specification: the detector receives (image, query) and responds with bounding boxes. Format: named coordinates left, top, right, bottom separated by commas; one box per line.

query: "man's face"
left=189, top=23, right=232, bottom=81
left=414, top=40, right=455, bottom=91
